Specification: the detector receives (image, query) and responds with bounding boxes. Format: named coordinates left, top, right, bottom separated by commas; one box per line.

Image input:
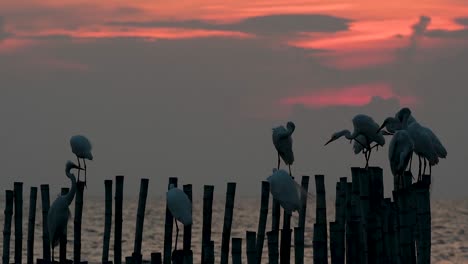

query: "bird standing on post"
left=388, top=130, right=414, bottom=188
left=272, top=121, right=295, bottom=176
left=48, top=161, right=83, bottom=262
left=325, top=114, right=385, bottom=168
left=70, top=135, right=93, bottom=186
left=166, top=184, right=192, bottom=251
left=267, top=168, right=301, bottom=214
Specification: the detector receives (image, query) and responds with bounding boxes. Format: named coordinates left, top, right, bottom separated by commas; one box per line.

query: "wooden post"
left=280, top=222, right=292, bottom=264
left=345, top=182, right=355, bottom=264
left=246, top=231, right=257, bottom=264
left=267, top=231, right=279, bottom=264
left=416, top=175, right=431, bottom=264
left=73, top=182, right=85, bottom=264
left=329, top=222, right=338, bottom=264
left=294, top=227, right=304, bottom=264
left=313, top=175, right=327, bottom=264
left=59, top=187, right=69, bottom=264
left=381, top=198, right=392, bottom=264
left=359, top=169, right=370, bottom=263
left=2, top=190, right=14, bottom=264
left=102, top=180, right=113, bottom=264
left=14, top=182, right=23, bottom=264
left=202, top=241, right=215, bottom=264
left=334, top=177, right=347, bottom=264
left=350, top=168, right=363, bottom=264
left=133, top=178, right=149, bottom=264
left=336, top=177, right=347, bottom=225
left=231, top=238, right=242, bottom=264
left=390, top=201, right=400, bottom=264
left=201, top=185, right=214, bottom=263
left=150, top=253, right=162, bottom=264
left=40, top=184, right=51, bottom=263
left=27, top=187, right=37, bottom=264
left=393, top=189, right=413, bottom=264
left=163, top=177, right=178, bottom=264
left=220, top=182, right=237, bottom=264
left=255, top=181, right=269, bottom=264
left=182, top=184, right=193, bottom=264
left=271, top=199, right=281, bottom=232
left=115, top=175, right=125, bottom=264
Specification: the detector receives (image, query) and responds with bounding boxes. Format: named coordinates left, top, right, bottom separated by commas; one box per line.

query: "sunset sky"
left=1, top=0, right=467, bottom=198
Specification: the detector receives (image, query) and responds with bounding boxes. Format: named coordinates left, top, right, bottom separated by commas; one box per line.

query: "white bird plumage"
left=325, top=114, right=386, bottom=168
left=267, top=168, right=301, bottom=214
left=48, top=161, right=82, bottom=262
left=167, top=184, right=192, bottom=250
left=389, top=130, right=414, bottom=188
left=70, top=135, right=93, bottom=186
left=272, top=121, right=295, bottom=176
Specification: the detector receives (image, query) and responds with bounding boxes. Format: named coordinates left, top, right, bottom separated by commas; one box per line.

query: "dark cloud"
left=425, top=28, right=468, bottom=39
left=0, top=16, right=12, bottom=40
left=454, top=17, right=468, bottom=27
left=107, top=14, right=352, bottom=35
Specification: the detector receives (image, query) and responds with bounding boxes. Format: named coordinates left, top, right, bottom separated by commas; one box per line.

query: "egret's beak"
left=324, top=138, right=333, bottom=146
left=381, top=130, right=394, bottom=136
left=72, top=164, right=84, bottom=170
left=376, top=122, right=387, bottom=133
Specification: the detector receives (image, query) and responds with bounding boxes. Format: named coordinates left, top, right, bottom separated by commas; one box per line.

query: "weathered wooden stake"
left=246, top=231, right=257, bottom=264
left=255, top=181, right=270, bottom=264
left=201, top=185, right=214, bottom=263
left=266, top=231, right=279, bottom=264
left=133, top=178, right=149, bottom=264
left=150, top=253, right=162, bottom=264
left=27, top=187, right=37, bottom=264
left=59, top=187, right=69, bottom=264
left=280, top=221, right=292, bottom=264
left=350, top=168, right=363, bottom=264
left=2, top=190, right=14, bottom=264
left=294, top=227, right=304, bottom=264
left=313, top=175, right=327, bottom=264
left=393, top=188, right=413, bottom=264
left=163, top=177, right=178, bottom=264
left=182, top=184, right=193, bottom=264
left=271, top=199, right=281, bottom=232
left=202, top=241, right=215, bottom=264
left=329, top=222, right=339, bottom=264
left=232, top=238, right=242, bottom=264
left=220, top=182, right=236, bottom=264
left=73, top=182, right=86, bottom=264
left=296, top=176, right=309, bottom=264
left=416, top=175, right=431, bottom=264
left=345, top=182, right=356, bottom=264
left=14, top=182, right=23, bottom=264
left=359, top=169, right=370, bottom=263
left=115, top=175, right=125, bottom=264
left=102, top=180, right=113, bottom=264
left=40, top=184, right=51, bottom=263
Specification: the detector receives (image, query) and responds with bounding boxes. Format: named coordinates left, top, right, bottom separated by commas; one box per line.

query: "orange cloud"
left=280, top=83, right=417, bottom=108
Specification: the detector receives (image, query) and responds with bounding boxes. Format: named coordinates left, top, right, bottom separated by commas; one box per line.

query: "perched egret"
left=325, top=114, right=385, bottom=168
left=167, top=184, right=192, bottom=250
left=267, top=168, right=301, bottom=214
left=272, top=121, right=295, bottom=176
left=70, top=135, right=93, bottom=186
left=48, top=161, right=83, bottom=262
left=389, top=130, right=414, bottom=189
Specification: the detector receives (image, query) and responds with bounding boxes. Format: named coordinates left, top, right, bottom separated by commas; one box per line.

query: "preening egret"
left=272, top=121, right=295, bottom=176
left=325, top=114, right=385, bottom=168
left=389, top=130, right=414, bottom=188
left=48, top=161, right=83, bottom=262
left=70, top=135, right=93, bottom=186
left=267, top=168, right=301, bottom=214
left=166, top=184, right=192, bottom=250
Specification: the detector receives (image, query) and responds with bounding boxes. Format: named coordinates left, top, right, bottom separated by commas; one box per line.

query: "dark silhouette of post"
left=59, top=187, right=69, bottom=264
left=266, top=231, right=279, bottom=264
left=40, top=184, right=51, bottom=263
left=201, top=185, right=214, bottom=263
left=133, top=178, right=149, bottom=264
left=74, top=182, right=86, bottom=264
left=102, top=180, right=113, bottom=264
left=220, top=182, right=236, bottom=264
left=163, top=177, right=178, bottom=264
left=313, top=175, right=327, bottom=264
left=3, top=190, right=14, bottom=264
left=202, top=241, right=214, bottom=264
left=231, top=238, right=242, bottom=264
left=115, top=176, right=125, bottom=264
left=14, top=182, right=23, bottom=264
left=27, top=187, right=38, bottom=264
left=150, top=253, right=162, bottom=264
left=271, top=199, right=281, bottom=232
left=294, top=227, right=304, bottom=264
left=256, top=181, right=270, bottom=264
left=416, top=175, right=431, bottom=264
left=296, top=176, right=309, bottom=264
left=183, top=184, right=193, bottom=263
left=246, top=231, right=257, bottom=264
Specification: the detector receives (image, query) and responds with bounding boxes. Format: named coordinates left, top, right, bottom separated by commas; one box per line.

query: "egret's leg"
left=76, top=156, right=81, bottom=182
left=174, top=219, right=179, bottom=250
left=277, top=153, right=280, bottom=170
left=288, top=164, right=292, bottom=177
left=52, top=247, right=54, bottom=263
left=409, top=154, right=413, bottom=172
left=422, top=158, right=427, bottom=181
left=429, top=164, right=432, bottom=176
left=83, top=159, right=87, bottom=188
left=418, top=155, right=422, bottom=178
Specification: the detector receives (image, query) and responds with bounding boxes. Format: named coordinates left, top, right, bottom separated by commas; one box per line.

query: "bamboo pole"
left=115, top=175, right=125, bottom=264
left=133, top=178, right=149, bottom=264
left=381, top=198, right=392, bottom=264
left=416, top=175, right=431, bottom=264
left=27, top=187, right=37, bottom=264
left=246, top=231, right=257, bottom=264
left=296, top=176, right=309, bottom=264
left=271, top=199, right=281, bottom=232
left=150, top=253, right=162, bottom=264
left=350, top=168, right=363, bottom=264
left=359, top=169, right=370, bottom=264
left=334, top=177, right=347, bottom=264
left=73, top=182, right=86, bottom=263
left=294, top=227, right=304, bottom=264
left=266, top=231, right=279, bottom=264
left=2, top=190, right=14, bottom=264
left=40, top=184, right=51, bottom=263
left=280, top=214, right=292, bottom=264
left=163, top=177, right=178, bottom=264
left=231, top=238, right=242, bottom=264
left=345, top=182, right=355, bottom=264
left=255, top=181, right=269, bottom=264
left=183, top=184, right=193, bottom=251
left=329, top=222, right=338, bottom=264
left=393, top=189, right=413, bottom=264
left=102, top=180, right=113, bottom=264
left=14, top=182, right=23, bottom=264
left=203, top=241, right=214, bottom=264
left=201, top=185, right=214, bottom=263
left=313, top=175, right=327, bottom=264
left=336, top=177, right=347, bottom=225
left=390, top=201, right=400, bottom=264
left=220, top=182, right=236, bottom=264
left=59, top=187, right=69, bottom=264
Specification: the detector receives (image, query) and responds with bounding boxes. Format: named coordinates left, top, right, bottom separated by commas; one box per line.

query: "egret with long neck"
left=272, top=121, right=295, bottom=176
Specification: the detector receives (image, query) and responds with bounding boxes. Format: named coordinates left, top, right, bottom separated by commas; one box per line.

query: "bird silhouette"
left=267, top=168, right=301, bottom=214
left=48, top=161, right=82, bottom=262
left=70, top=135, right=93, bottom=186
left=166, top=184, right=192, bottom=251
left=325, top=114, right=385, bottom=168
left=388, top=130, right=414, bottom=189
left=272, top=121, right=295, bottom=176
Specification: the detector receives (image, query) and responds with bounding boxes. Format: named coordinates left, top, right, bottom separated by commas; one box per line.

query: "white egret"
left=70, top=135, right=93, bottom=186
left=48, top=161, right=83, bottom=262
left=389, top=130, right=414, bottom=188
left=267, top=168, right=301, bottom=214
left=272, top=121, right=295, bottom=176
left=325, top=114, right=385, bottom=168
left=166, top=184, right=192, bottom=250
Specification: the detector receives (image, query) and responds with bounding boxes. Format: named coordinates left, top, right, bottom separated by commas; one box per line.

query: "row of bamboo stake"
left=2, top=167, right=431, bottom=264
